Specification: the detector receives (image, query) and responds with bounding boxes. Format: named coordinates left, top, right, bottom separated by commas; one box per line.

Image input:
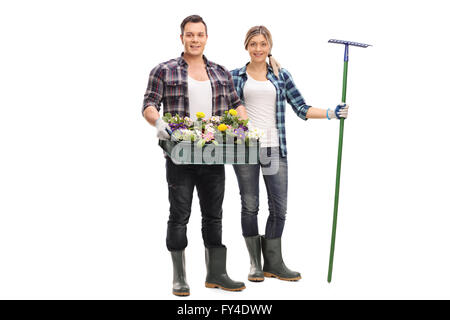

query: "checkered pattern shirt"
left=231, top=64, right=311, bottom=157
left=142, top=53, right=241, bottom=118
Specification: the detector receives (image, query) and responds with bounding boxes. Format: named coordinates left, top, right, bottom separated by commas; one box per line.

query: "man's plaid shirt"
left=142, top=53, right=241, bottom=118
left=231, top=64, right=311, bottom=157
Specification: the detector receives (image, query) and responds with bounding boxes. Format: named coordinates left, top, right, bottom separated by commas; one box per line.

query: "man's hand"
left=155, top=118, right=171, bottom=140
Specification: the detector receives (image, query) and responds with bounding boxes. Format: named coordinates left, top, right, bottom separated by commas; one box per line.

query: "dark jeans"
left=233, top=147, right=288, bottom=239
left=165, top=157, right=225, bottom=251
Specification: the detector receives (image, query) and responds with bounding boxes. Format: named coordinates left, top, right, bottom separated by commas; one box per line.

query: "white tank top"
left=243, top=73, right=279, bottom=147
left=188, top=76, right=212, bottom=119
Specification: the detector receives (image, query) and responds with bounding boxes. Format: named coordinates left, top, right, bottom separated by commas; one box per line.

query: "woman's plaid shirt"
left=142, top=54, right=241, bottom=118
left=231, top=64, right=311, bottom=157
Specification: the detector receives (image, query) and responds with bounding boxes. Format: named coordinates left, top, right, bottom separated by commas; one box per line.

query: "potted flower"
left=158, top=110, right=262, bottom=164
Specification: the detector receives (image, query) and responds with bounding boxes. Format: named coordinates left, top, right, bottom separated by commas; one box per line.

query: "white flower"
left=184, top=117, right=194, bottom=127
left=194, top=129, right=203, bottom=140
left=205, top=123, right=215, bottom=133
left=172, top=128, right=197, bottom=141
left=247, top=128, right=264, bottom=140
left=210, top=116, right=221, bottom=124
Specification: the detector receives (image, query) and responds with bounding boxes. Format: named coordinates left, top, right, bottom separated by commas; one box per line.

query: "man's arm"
left=142, top=65, right=171, bottom=140
left=144, top=105, right=171, bottom=140
left=142, top=64, right=165, bottom=122
left=143, top=105, right=161, bottom=126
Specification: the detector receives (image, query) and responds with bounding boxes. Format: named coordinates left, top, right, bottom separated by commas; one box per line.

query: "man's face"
left=180, top=22, right=208, bottom=57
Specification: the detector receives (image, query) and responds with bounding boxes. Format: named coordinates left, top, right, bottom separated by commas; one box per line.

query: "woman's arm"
left=306, top=105, right=349, bottom=119
left=236, top=105, right=248, bottom=120
left=282, top=69, right=310, bottom=120
left=282, top=69, right=349, bottom=120
left=306, top=107, right=328, bottom=119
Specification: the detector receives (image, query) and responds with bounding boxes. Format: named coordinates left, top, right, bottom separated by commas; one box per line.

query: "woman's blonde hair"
left=244, top=25, right=281, bottom=77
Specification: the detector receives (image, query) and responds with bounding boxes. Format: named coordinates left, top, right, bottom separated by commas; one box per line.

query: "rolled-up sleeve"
left=226, top=71, right=242, bottom=110
left=142, top=64, right=165, bottom=115
left=282, top=69, right=311, bottom=120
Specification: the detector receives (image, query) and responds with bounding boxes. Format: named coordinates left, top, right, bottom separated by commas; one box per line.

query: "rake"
left=327, top=39, right=371, bottom=283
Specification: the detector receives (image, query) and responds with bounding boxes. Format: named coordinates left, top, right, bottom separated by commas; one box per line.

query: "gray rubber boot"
left=170, top=250, right=190, bottom=296
left=244, top=235, right=264, bottom=282
left=261, top=236, right=301, bottom=281
left=205, top=246, right=246, bottom=291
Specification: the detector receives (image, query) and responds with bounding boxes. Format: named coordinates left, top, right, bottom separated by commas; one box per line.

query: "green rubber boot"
left=170, top=250, right=190, bottom=296
left=244, top=235, right=264, bottom=282
left=205, top=246, right=246, bottom=291
left=261, top=236, right=301, bottom=281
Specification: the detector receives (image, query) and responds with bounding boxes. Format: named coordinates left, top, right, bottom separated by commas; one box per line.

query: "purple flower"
left=239, top=124, right=248, bottom=132
left=169, top=123, right=187, bottom=131
left=234, top=127, right=246, bottom=140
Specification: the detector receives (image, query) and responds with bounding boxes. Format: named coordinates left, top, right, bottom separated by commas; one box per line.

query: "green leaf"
left=197, top=139, right=206, bottom=148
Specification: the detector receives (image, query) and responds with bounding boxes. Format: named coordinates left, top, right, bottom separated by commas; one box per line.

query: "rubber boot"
left=170, top=250, right=190, bottom=296
left=205, top=246, right=246, bottom=291
left=261, top=236, right=301, bottom=281
left=244, top=235, right=264, bottom=282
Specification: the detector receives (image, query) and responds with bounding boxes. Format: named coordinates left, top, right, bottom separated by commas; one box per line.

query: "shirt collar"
left=178, top=52, right=211, bottom=67
left=238, top=62, right=274, bottom=76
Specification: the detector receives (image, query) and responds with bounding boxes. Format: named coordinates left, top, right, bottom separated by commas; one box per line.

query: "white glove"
left=328, top=103, right=349, bottom=119
left=155, top=118, right=171, bottom=140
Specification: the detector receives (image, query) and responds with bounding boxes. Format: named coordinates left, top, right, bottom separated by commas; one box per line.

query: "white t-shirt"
left=188, top=76, right=212, bottom=119
left=243, top=73, right=279, bottom=147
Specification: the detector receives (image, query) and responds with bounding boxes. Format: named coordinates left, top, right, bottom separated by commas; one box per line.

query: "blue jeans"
left=165, top=157, right=225, bottom=251
left=232, top=147, right=288, bottom=239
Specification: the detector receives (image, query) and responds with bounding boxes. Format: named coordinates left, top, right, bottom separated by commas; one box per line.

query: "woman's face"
left=247, top=34, right=270, bottom=63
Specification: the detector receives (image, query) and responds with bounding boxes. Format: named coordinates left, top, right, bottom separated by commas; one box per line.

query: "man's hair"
left=180, top=15, right=207, bottom=35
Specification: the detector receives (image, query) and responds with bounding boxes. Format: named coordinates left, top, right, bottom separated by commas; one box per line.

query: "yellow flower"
left=218, top=124, right=227, bottom=131
left=229, top=109, right=237, bottom=116
left=196, top=112, right=205, bottom=119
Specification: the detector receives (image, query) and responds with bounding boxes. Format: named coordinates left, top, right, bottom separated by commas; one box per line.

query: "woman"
left=231, top=26, right=348, bottom=282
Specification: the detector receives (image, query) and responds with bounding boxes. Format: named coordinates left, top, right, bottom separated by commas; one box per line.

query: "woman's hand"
left=236, top=105, right=249, bottom=120
left=335, top=103, right=349, bottom=119
left=328, top=103, right=349, bottom=119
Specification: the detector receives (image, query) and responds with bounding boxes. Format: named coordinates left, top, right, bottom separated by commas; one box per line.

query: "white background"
left=1, top=0, right=449, bottom=300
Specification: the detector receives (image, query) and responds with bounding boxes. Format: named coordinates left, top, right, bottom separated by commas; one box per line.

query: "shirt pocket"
left=164, top=80, right=185, bottom=107
left=214, top=79, right=231, bottom=108
left=165, top=80, right=184, bottom=97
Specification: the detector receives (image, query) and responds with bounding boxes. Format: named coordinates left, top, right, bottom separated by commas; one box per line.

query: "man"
left=142, top=15, right=247, bottom=296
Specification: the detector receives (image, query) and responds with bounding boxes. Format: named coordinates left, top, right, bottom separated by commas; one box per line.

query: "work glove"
left=155, top=118, right=171, bottom=140
left=328, top=103, right=349, bottom=119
